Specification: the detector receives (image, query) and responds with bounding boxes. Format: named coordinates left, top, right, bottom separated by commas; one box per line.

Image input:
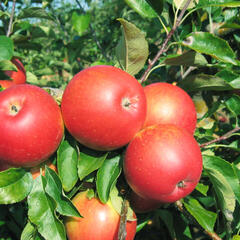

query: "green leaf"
left=0, top=36, right=14, bottom=61
left=158, top=209, right=176, bottom=239
left=0, top=60, right=17, bottom=71
left=21, top=221, right=40, bottom=240
left=198, top=0, right=240, bottom=8
left=45, top=167, right=81, bottom=218
left=26, top=72, right=39, bottom=84
left=57, top=139, right=78, bottom=192
left=145, top=0, right=164, bottom=16
left=195, top=182, right=209, bottom=196
left=27, top=176, right=66, bottom=240
left=116, top=18, right=149, bottom=76
left=18, top=7, right=55, bottom=21
left=96, top=155, right=122, bottom=203
left=125, top=0, right=157, bottom=18
left=203, top=155, right=236, bottom=221
left=71, top=12, right=91, bottom=36
left=164, top=50, right=207, bottom=66
left=78, top=149, right=108, bottom=181
left=182, top=32, right=237, bottom=65
left=174, top=0, right=199, bottom=9
left=178, top=74, right=234, bottom=92
left=183, top=198, right=217, bottom=232
left=0, top=168, right=33, bottom=204
left=225, top=95, right=240, bottom=116
left=203, top=155, right=240, bottom=206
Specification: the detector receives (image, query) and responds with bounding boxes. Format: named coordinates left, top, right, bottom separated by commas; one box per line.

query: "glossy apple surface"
left=65, top=191, right=137, bottom=240
left=124, top=124, right=202, bottom=203
left=61, top=65, right=146, bottom=151
left=143, top=82, right=197, bottom=134
left=5, top=58, right=26, bottom=84
left=0, top=80, right=15, bottom=89
left=0, top=84, right=64, bottom=167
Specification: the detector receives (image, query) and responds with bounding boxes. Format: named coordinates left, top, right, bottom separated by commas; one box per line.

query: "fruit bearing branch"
left=140, top=0, right=193, bottom=83
left=6, top=0, right=16, bottom=37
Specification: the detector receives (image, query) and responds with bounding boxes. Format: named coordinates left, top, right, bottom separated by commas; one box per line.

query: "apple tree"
left=0, top=0, right=240, bottom=239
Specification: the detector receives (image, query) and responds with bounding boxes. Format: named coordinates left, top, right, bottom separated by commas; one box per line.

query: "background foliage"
left=1, top=0, right=240, bottom=239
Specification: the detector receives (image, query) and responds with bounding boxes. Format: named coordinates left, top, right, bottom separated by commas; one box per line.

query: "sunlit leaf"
left=0, top=36, right=14, bottom=60
left=71, top=12, right=91, bottom=36
left=116, top=18, right=149, bottom=76
left=198, top=0, right=240, bottom=8
left=18, top=7, right=55, bottom=21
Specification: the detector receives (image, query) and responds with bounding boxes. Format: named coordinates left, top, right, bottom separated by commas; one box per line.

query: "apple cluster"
left=0, top=62, right=202, bottom=239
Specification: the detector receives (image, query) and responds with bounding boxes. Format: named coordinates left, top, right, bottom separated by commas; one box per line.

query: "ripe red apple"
left=0, top=84, right=64, bottom=167
left=65, top=191, right=137, bottom=240
left=61, top=65, right=146, bottom=151
left=0, top=80, right=15, bottom=89
left=129, top=191, right=163, bottom=213
left=143, top=82, right=197, bottom=134
left=123, top=124, right=202, bottom=203
left=4, top=58, right=26, bottom=84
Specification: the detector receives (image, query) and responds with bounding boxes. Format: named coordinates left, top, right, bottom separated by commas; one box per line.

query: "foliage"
left=0, top=0, right=240, bottom=239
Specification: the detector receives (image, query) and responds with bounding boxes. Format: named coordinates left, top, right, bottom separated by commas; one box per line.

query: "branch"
left=6, top=0, right=16, bottom=37
left=140, top=0, right=193, bottom=83
left=175, top=201, right=222, bottom=240
left=200, top=126, right=240, bottom=148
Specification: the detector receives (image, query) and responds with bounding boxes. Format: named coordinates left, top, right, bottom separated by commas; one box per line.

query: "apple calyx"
left=177, top=180, right=186, bottom=188
left=122, top=97, right=132, bottom=110
left=9, top=104, right=21, bottom=116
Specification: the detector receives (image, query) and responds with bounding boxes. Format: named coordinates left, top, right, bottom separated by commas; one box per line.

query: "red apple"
left=123, top=124, right=202, bottom=203
left=143, top=82, right=197, bottom=134
left=0, top=84, right=64, bottom=167
left=4, top=58, right=26, bottom=84
left=0, top=80, right=15, bottom=89
left=129, top=191, right=163, bottom=213
left=61, top=65, right=146, bottom=151
left=65, top=191, right=137, bottom=240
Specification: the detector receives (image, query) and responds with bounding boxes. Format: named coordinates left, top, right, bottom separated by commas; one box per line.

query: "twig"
left=200, top=126, right=240, bottom=148
left=6, top=0, right=16, bottom=37
left=139, top=0, right=193, bottom=83
left=175, top=201, right=222, bottom=240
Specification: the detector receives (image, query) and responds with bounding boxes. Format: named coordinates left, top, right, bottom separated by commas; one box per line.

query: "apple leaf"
left=0, top=60, right=17, bottom=71
left=197, top=0, right=240, bottom=8
left=96, top=155, right=122, bottom=203
left=164, top=50, right=208, bottom=66
left=57, top=138, right=78, bottom=192
left=27, top=176, right=66, bottom=240
left=225, top=94, right=240, bottom=116
left=78, top=149, right=108, bottom=181
left=71, top=12, right=91, bottom=36
left=21, top=221, right=41, bottom=240
left=45, top=167, right=81, bottom=218
left=124, top=0, right=157, bottom=18
left=0, top=36, right=14, bottom=61
left=183, top=197, right=217, bottom=232
left=0, top=168, right=33, bottom=204
left=174, top=0, right=199, bottom=9
left=116, top=18, right=149, bottom=76
left=182, top=32, right=237, bottom=65
left=18, top=7, right=55, bottom=21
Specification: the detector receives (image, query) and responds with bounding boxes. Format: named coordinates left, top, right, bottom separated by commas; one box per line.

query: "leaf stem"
left=200, top=126, right=240, bottom=148
left=6, top=0, right=16, bottom=37
left=139, top=0, right=193, bottom=83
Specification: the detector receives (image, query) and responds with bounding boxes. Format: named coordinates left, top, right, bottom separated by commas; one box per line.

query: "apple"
left=0, top=84, right=64, bottom=167
left=123, top=124, right=202, bottom=203
left=65, top=191, right=137, bottom=240
left=0, top=80, right=16, bottom=89
left=4, top=57, right=26, bottom=84
left=61, top=65, right=146, bottom=151
left=143, top=82, right=197, bottom=134
left=129, top=191, right=163, bottom=213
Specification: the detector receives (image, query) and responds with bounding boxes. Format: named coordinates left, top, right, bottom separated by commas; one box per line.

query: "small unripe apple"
left=124, top=124, right=202, bottom=203
left=4, top=58, right=26, bottom=84
left=143, top=82, right=197, bottom=134
left=0, top=84, right=64, bottom=167
left=65, top=191, right=137, bottom=240
left=61, top=65, right=146, bottom=151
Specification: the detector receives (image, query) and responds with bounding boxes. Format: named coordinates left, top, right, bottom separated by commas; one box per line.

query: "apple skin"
left=0, top=84, right=64, bottom=167
left=61, top=65, right=146, bottom=151
left=0, top=80, right=16, bottom=89
left=65, top=191, right=137, bottom=240
left=4, top=58, right=26, bottom=84
left=129, top=191, right=163, bottom=213
left=123, top=124, right=202, bottom=203
left=143, top=82, right=197, bottom=134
